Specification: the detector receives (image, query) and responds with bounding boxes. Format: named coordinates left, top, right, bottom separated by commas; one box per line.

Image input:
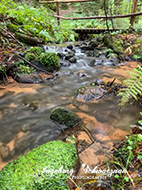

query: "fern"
left=117, top=65, right=142, bottom=106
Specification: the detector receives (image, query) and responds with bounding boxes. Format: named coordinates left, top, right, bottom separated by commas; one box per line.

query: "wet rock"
left=86, top=50, right=94, bottom=57
left=80, top=45, right=94, bottom=52
left=57, top=52, right=65, bottom=59
left=15, top=73, right=43, bottom=83
left=68, top=56, right=77, bottom=63
left=67, top=44, right=73, bottom=50
left=89, top=59, right=96, bottom=66
left=75, top=84, right=106, bottom=102
left=65, top=52, right=75, bottom=60
left=89, top=40, right=98, bottom=48
left=99, top=53, right=106, bottom=58
left=93, top=79, right=103, bottom=86
left=50, top=108, right=81, bottom=128
left=60, top=61, right=71, bottom=67
left=125, top=55, right=131, bottom=61
left=0, top=144, right=10, bottom=160
left=77, top=71, right=86, bottom=77
left=89, top=59, right=103, bottom=66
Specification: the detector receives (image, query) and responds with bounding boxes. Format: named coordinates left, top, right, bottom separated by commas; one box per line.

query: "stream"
left=0, top=43, right=141, bottom=170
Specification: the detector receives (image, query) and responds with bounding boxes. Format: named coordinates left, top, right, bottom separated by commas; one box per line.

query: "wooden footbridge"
left=40, top=0, right=142, bottom=34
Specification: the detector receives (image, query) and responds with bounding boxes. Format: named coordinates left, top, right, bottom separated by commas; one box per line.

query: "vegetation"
left=38, top=52, right=60, bottom=71
left=118, top=65, right=142, bottom=106
left=0, top=0, right=77, bottom=44
left=0, top=141, right=78, bottom=190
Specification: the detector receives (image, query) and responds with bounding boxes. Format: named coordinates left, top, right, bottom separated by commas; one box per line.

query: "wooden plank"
left=72, top=28, right=119, bottom=34
left=39, top=0, right=93, bottom=3
left=55, top=11, right=142, bottom=20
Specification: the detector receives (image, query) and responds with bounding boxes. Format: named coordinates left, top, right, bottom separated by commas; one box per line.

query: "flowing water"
left=0, top=43, right=141, bottom=170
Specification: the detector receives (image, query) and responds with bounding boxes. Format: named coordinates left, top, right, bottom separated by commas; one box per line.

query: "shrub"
left=38, top=52, right=60, bottom=71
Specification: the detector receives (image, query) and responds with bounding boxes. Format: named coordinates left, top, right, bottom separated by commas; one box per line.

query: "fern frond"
left=117, top=65, right=142, bottom=106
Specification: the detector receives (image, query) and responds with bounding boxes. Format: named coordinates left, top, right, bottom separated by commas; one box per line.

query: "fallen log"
left=15, top=33, right=43, bottom=46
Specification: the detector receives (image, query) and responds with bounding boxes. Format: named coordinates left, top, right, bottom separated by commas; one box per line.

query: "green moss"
left=50, top=108, right=81, bottom=127
left=0, top=141, right=78, bottom=190
left=25, top=53, right=36, bottom=61
left=103, top=34, right=124, bottom=54
left=38, top=52, right=60, bottom=71
left=25, top=47, right=44, bottom=56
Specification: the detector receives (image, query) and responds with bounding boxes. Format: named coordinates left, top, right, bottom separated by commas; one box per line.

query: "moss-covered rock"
left=25, top=46, right=44, bottom=56
left=0, top=141, right=78, bottom=190
left=50, top=108, right=81, bottom=127
left=103, top=34, right=124, bottom=54
left=38, top=52, right=60, bottom=72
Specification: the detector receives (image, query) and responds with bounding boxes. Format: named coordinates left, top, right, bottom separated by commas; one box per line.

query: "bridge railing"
left=39, top=0, right=142, bottom=26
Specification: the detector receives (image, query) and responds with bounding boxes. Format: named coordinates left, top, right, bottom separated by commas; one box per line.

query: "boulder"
left=15, top=73, right=43, bottom=83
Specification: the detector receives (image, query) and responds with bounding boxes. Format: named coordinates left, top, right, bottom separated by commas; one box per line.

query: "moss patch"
left=25, top=47, right=44, bottom=56
left=50, top=108, right=81, bottom=127
left=103, top=34, right=124, bottom=54
left=38, top=52, right=60, bottom=72
left=0, top=141, right=78, bottom=190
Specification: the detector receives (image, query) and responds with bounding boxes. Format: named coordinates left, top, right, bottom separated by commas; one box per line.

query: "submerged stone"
left=50, top=108, right=81, bottom=128
left=0, top=141, right=78, bottom=190
left=76, top=85, right=106, bottom=102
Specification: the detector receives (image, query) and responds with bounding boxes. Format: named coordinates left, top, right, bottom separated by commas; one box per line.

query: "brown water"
left=0, top=44, right=141, bottom=170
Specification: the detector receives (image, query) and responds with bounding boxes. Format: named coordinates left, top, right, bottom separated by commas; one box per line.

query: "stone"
left=57, top=52, right=65, bottom=59
left=15, top=73, right=43, bottom=83
left=60, top=61, right=71, bottom=67
left=67, top=44, right=73, bottom=50
left=89, top=41, right=98, bottom=48
left=65, top=52, right=75, bottom=60
left=68, top=56, right=77, bottom=63
left=0, top=144, right=10, bottom=160
left=125, top=55, right=130, bottom=61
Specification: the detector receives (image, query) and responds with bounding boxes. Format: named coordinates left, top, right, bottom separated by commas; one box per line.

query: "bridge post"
left=130, top=0, right=137, bottom=26
left=56, top=2, right=60, bottom=25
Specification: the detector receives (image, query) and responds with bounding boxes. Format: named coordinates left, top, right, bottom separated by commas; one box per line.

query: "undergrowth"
left=0, top=0, right=77, bottom=43
left=118, top=65, right=142, bottom=106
